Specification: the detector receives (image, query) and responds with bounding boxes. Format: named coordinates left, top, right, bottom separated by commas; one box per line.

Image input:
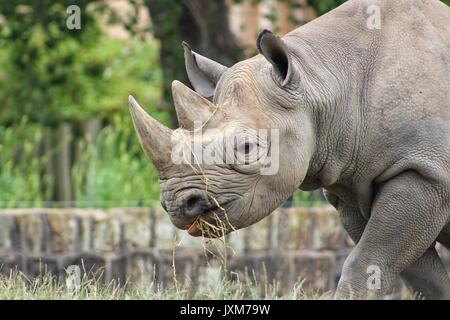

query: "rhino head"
left=129, top=30, right=315, bottom=237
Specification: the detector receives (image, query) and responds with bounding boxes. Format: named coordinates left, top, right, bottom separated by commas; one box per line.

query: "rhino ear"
left=257, top=30, right=293, bottom=86
left=182, top=42, right=228, bottom=99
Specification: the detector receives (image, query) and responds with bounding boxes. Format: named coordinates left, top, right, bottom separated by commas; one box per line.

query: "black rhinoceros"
left=128, top=0, right=450, bottom=299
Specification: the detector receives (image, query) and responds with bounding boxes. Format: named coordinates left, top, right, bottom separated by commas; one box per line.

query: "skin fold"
left=129, top=0, right=450, bottom=299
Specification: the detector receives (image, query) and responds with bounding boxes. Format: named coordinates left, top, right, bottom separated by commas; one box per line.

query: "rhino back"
left=283, top=0, right=449, bottom=208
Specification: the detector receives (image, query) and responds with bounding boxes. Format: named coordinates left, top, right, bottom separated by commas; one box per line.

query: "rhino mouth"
left=184, top=179, right=260, bottom=238
left=183, top=203, right=236, bottom=238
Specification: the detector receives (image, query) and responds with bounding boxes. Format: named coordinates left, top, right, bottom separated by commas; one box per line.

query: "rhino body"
left=129, top=0, right=450, bottom=299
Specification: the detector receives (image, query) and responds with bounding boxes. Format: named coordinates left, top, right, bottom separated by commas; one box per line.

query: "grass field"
left=0, top=270, right=332, bottom=300
left=0, top=268, right=419, bottom=300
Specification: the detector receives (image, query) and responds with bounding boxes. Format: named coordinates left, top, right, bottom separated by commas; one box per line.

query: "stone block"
left=20, top=210, right=45, bottom=254
left=280, top=208, right=314, bottom=250
left=126, top=252, right=155, bottom=286
left=152, top=250, right=201, bottom=289
left=119, top=208, right=152, bottom=250
left=0, top=254, right=23, bottom=276
left=63, top=253, right=107, bottom=281
left=226, top=228, right=246, bottom=253
left=46, top=210, right=79, bottom=253
left=153, top=208, right=177, bottom=251
left=288, top=250, right=336, bottom=295
left=107, top=254, right=128, bottom=285
left=246, top=217, right=270, bottom=251
left=0, top=212, right=17, bottom=253
left=310, top=207, right=347, bottom=250
left=78, top=210, right=93, bottom=252
left=173, top=228, right=206, bottom=252
left=25, top=256, right=59, bottom=278
left=92, top=210, right=121, bottom=253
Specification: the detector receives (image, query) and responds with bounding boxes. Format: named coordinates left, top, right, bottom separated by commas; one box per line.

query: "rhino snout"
left=163, top=189, right=213, bottom=224
left=177, top=189, right=211, bottom=219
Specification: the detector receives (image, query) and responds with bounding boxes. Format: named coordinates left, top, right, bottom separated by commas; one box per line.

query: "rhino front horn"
left=172, top=80, right=216, bottom=130
left=128, top=95, right=173, bottom=170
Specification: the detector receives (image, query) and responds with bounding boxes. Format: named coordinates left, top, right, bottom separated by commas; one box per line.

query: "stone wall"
left=0, top=207, right=448, bottom=296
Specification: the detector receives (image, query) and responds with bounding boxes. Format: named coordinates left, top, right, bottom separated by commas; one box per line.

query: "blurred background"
left=1, top=1, right=449, bottom=299
left=1, top=0, right=449, bottom=208
left=0, top=0, right=359, bottom=209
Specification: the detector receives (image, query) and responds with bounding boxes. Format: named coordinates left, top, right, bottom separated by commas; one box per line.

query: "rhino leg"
left=400, top=247, right=450, bottom=300
left=329, top=196, right=366, bottom=245
left=333, top=171, right=449, bottom=299
left=329, top=194, right=450, bottom=299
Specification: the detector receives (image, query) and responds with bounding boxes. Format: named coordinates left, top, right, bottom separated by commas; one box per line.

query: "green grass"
left=0, top=267, right=418, bottom=300
left=0, top=269, right=331, bottom=300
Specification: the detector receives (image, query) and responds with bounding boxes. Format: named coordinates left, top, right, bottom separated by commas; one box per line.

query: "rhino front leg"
left=328, top=193, right=450, bottom=299
left=334, top=171, right=449, bottom=299
left=400, top=247, right=450, bottom=300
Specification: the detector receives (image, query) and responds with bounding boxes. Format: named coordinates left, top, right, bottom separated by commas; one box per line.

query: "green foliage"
left=75, top=35, right=164, bottom=121
left=0, top=36, right=165, bottom=207
left=0, top=4, right=163, bottom=124
left=306, top=0, right=346, bottom=16
left=0, top=1, right=102, bottom=125
left=0, top=0, right=166, bottom=207
left=66, top=37, right=167, bottom=207
left=0, top=120, right=49, bottom=208
left=72, top=115, right=162, bottom=207
left=292, top=190, right=326, bottom=207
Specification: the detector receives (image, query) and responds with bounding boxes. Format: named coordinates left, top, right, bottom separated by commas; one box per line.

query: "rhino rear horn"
left=128, top=95, right=173, bottom=171
left=172, top=80, right=216, bottom=130
left=257, top=30, right=293, bottom=86
left=183, top=41, right=228, bottom=99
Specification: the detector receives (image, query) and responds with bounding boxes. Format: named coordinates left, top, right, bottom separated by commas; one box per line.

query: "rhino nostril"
left=186, top=195, right=201, bottom=212
left=178, top=190, right=211, bottom=218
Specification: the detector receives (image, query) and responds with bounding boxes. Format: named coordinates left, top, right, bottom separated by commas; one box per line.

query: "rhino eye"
left=238, top=142, right=256, bottom=155
left=244, top=142, right=251, bottom=154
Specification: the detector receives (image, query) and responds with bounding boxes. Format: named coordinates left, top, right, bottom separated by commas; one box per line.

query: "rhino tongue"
left=187, top=223, right=202, bottom=237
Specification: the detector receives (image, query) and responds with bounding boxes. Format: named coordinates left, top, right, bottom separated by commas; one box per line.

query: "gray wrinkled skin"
left=130, top=0, right=450, bottom=299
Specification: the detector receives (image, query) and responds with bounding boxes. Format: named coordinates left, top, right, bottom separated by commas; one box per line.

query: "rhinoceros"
left=128, top=0, right=450, bottom=299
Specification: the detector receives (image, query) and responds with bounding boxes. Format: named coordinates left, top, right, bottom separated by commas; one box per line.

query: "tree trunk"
left=80, top=118, right=101, bottom=200
left=145, top=0, right=243, bottom=127
left=54, top=123, right=73, bottom=206
left=42, top=127, right=55, bottom=203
